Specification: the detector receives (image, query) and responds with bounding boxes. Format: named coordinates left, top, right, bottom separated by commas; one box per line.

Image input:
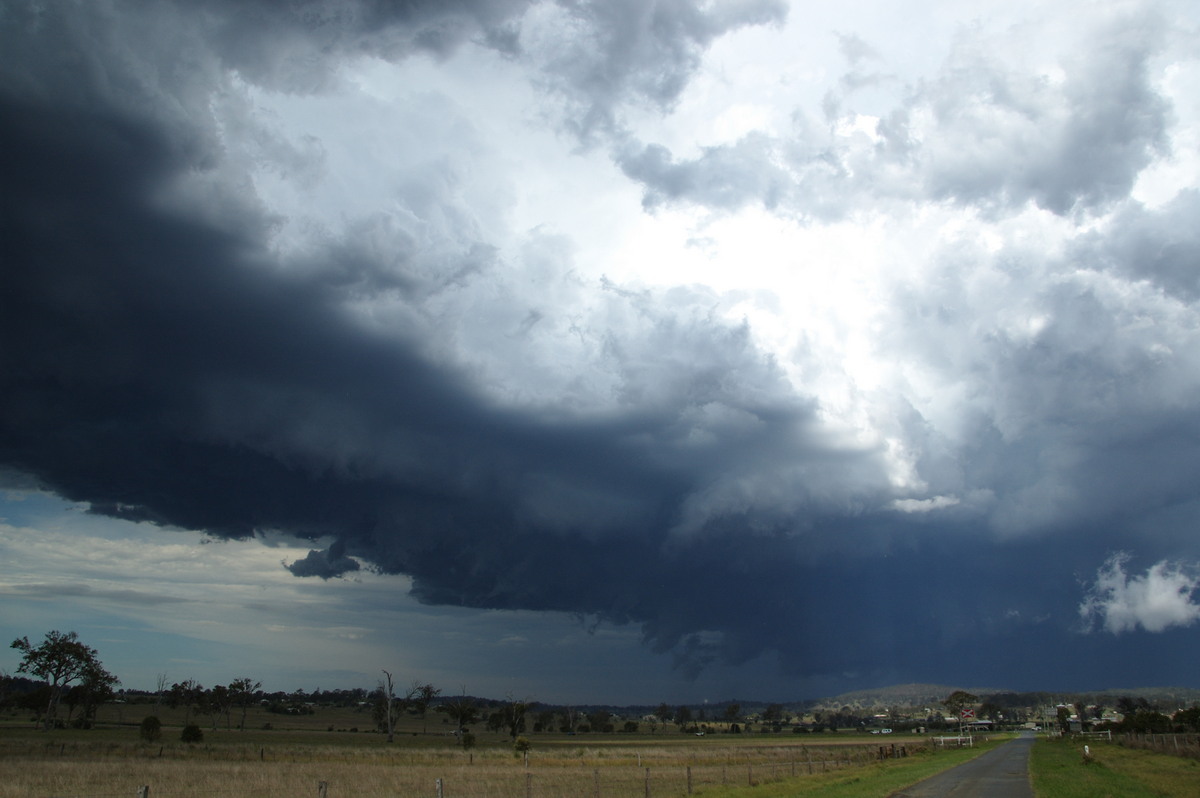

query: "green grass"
left=1030, top=736, right=1200, bottom=798
left=690, top=737, right=1009, bottom=798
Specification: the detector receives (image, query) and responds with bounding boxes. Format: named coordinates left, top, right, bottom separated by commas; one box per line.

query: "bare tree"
left=155, top=672, right=168, bottom=706
left=380, top=670, right=397, bottom=743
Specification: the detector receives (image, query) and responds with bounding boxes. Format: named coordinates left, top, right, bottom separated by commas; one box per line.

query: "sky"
left=3, top=0, right=1200, bottom=706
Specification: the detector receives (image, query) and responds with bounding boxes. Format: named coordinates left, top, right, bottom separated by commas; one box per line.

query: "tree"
left=675, top=706, right=693, bottom=730
left=943, top=690, right=978, bottom=727
left=228, top=678, right=261, bottom=730
left=378, top=670, right=402, bottom=743
left=140, top=715, right=162, bottom=742
left=587, top=709, right=612, bottom=733
left=10, top=631, right=118, bottom=731
left=441, top=690, right=479, bottom=746
left=166, top=680, right=205, bottom=726
left=206, top=684, right=232, bottom=730
left=410, top=681, right=441, bottom=734
left=66, top=660, right=119, bottom=728
left=723, top=704, right=741, bottom=727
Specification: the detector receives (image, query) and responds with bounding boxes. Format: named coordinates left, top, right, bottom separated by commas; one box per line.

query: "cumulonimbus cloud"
left=1080, top=553, right=1200, bottom=634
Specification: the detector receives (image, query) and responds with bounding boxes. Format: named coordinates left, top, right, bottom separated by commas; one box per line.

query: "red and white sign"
left=960, top=709, right=976, bottom=719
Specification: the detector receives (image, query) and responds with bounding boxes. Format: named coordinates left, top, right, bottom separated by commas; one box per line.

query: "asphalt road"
left=888, top=733, right=1036, bottom=798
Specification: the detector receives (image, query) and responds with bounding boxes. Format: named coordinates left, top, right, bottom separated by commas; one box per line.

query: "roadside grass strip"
left=1030, top=737, right=1200, bottom=798
left=691, top=737, right=1008, bottom=798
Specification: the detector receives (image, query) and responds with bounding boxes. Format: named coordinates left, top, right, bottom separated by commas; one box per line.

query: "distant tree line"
left=9, top=631, right=1200, bottom=741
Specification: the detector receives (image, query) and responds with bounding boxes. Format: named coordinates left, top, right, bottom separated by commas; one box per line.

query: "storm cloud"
left=4, top=0, right=1200, bottom=694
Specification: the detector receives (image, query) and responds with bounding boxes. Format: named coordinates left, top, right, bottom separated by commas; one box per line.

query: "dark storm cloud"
left=7, top=0, right=1200, bottom=693
left=0, top=0, right=902, bottom=678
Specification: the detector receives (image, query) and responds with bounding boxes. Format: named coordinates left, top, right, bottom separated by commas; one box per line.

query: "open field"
left=0, top=705, right=992, bottom=798
left=1030, top=736, right=1200, bottom=798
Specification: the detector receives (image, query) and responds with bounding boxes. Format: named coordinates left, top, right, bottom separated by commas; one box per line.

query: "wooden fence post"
left=317, top=781, right=328, bottom=798
left=644, top=767, right=650, bottom=798
left=686, top=765, right=692, bottom=795
left=593, top=768, right=600, bottom=798
left=436, top=777, right=444, bottom=798
left=136, top=786, right=150, bottom=798
left=525, top=772, right=532, bottom=798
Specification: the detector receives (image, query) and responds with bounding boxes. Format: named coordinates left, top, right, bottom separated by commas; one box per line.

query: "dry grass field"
left=0, top=703, right=922, bottom=798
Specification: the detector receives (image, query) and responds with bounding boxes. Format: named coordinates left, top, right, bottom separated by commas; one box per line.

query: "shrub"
left=139, top=716, right=162, bottom=742
left=514, top=736, right=531, bottom=755
left=180, top=724, right=204, bottom=743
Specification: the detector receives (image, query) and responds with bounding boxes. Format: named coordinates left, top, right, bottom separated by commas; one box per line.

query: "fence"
left=38, top=746, right=893, bottom=798
left=1119, top=732, right=1200, bottom=760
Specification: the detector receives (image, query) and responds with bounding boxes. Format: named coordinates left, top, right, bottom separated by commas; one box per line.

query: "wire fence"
left=23, top=743, right=911, bottom=798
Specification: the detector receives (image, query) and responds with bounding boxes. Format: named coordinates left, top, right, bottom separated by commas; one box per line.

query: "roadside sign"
left=961, top=709, right=975, bottom=719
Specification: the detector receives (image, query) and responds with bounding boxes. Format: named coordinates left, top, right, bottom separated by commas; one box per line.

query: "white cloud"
left=1080, top=553, right=1200, bottom=634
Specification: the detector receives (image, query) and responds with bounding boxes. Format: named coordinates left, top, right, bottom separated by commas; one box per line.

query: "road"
left=888, top=733, right=1036, bottom=798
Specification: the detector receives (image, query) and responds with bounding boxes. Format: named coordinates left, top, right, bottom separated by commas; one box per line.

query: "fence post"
left=137, top=787, right=150, bottom=798
left=686, top=765, right=692, bottom=795
left=593, top=769, right=600, bottom=798
left=436, top=777, right=444, bottom=798
left=525, top=772, right=532, bottom=798
left=747, top=764, right=752, bottom=786
left=644, top=767, right=650, bottom=798
left=317, top=781, right=328, bottom=798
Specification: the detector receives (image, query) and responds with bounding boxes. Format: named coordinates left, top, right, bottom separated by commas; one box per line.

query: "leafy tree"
left=228, top=678, right=261, bottom=730
left=943, top=691, right=978, bottom=715
left=534, top=709, right=555, bottom=733
left=723, top=704, right=741, bottom=725
left=10, top=631, right=118, bottom=731
left=655, top=703, right=673, bottom=724
left=513, top=735, right=531, bottom=756
left=1116, top=696, right=1150, bottom=717
left=140, top=715, right=162, bottom=742
left=410, top=681, right=441, bottom=733
left=65, top=660, right=119, bottom=728
left=501, top=694, right=530, bottom=739
left=587, top=709, right=611, bottom=733
left=440, top=690, right=479, bottom=746
left=1173, top=705, right=1200, bottom=732
left=675, top=706, right=693, bottom=730
left=166, top=680, right=205, bottom=726
left=943, top=690, right=978, bottom=727
left=180, top=723, right=204, bottom=743
left=979, top=702, right=1003, bottom=723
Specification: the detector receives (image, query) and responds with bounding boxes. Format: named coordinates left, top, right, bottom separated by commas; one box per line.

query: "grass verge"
left=1030, top=736, right=1200, bottom=798
left=692, top=737, right=1009, bottom=798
